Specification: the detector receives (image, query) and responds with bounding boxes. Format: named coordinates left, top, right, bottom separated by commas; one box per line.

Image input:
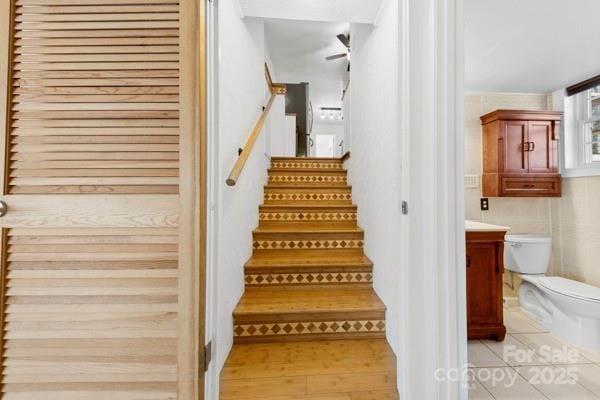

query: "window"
left=582, top=85, right=600, bottom=164
left=562, top=83, right=600, bottom=175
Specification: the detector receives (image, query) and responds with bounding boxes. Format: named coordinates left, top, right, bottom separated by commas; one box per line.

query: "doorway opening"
left=315, top=134, right=336, bottom=157
left=264, top=19, right=349, bottom=158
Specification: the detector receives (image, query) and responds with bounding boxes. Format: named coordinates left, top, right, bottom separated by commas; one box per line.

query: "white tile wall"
left=466, top=93, right=600, bottom=289
left=464, top=94, right=553, bottom=235
left=464, top=93, right=555, bottom=298
left=554, top=176, right=600, bottom=287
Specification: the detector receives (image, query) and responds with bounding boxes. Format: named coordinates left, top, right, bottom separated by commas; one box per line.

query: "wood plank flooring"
left=220, top=339, right=399, bottom=400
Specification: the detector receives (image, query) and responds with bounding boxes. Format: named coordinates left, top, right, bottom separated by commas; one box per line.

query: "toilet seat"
left=537, top=276, right=600, bottom=303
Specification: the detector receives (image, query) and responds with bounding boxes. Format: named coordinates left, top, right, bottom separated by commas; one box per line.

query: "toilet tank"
left=504, top=235, right=552, bottom=275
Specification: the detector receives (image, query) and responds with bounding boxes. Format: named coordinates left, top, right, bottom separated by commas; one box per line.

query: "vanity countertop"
left=465, top=220, right=510, bottom=232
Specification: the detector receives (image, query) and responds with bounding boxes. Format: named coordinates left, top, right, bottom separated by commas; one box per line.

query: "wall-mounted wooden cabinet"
left=481, top=110, right=562, bottom=197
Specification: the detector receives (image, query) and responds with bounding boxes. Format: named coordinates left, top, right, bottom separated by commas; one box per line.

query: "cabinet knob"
left=0, top=200, right=7, bottom=217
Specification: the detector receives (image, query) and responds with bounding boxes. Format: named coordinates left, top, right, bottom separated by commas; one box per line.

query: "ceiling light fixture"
left=321, top=107, right=343, bottom=122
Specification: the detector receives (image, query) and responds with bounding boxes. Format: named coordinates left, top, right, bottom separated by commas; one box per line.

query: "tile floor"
left=468, top=306, right=600, bottom=399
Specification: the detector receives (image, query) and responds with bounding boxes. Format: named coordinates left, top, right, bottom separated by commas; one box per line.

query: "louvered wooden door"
left=0, top=0, right=203, bottom=399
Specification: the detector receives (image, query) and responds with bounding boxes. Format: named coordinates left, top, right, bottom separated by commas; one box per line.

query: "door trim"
left=401, top=0, right=466, bottom=398
left=0, top=0, right=13, bottom=193
left=179, top=0, right=207, bottom=398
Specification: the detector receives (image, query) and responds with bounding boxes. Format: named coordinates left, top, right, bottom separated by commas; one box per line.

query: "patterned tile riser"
left=259, top=212, right=357, bottom=222
left=264, top=193, right=352, bottom=202
left=253, top=239, right=363, bottom=250
left=269, top=176, right=347, bottom=183
left=234, top=320, right=386, bottom=338
left=271, top=161, right=344, bottom=170
left=245, top=272, right=373, bottom=285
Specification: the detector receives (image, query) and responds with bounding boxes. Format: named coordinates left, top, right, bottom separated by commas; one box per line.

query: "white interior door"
left=315, top=134, right=336, bottom=157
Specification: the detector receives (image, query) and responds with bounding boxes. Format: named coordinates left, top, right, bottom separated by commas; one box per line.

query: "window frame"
left=561, top=85, right=600, bottom=177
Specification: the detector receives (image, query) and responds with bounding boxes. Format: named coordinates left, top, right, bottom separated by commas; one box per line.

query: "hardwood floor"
left=221, top=157, right=398, bottom=398
left=220, top=339, right=399, bottom=400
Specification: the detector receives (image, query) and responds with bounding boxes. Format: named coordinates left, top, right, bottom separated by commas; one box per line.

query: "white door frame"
left=397, top=0, right=466, bottom=399
left=205, top=0, right=220, bottom=398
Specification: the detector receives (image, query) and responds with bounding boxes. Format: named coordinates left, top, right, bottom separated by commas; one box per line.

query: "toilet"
left=505, top=234, right=600, bottom=351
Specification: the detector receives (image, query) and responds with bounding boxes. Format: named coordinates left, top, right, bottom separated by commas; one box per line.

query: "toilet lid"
left=538, top=277, right=600, bottom=302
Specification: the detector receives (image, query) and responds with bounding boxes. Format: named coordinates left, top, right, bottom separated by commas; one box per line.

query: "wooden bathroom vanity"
left=466, top=221, right=509, bottom=341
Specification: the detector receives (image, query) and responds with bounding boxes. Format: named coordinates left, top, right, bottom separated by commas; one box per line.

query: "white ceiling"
left=466, top=0, right=600, bottom=93
left=265, top=19, right=349, bottom=122
left=238, top=0, right=385, bottom=24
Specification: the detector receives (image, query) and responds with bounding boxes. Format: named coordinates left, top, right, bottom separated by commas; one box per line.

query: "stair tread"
left=271, top=157, right=342, bottom=161
left=260, top=204, right=356, bottom=209
left=269, top=168, right=346, bottom=173
left=253, top=226, right=363, bottom=233
left=265, top=185, right=352, bottom=190
left=246, top=254, right=373, bottom=268
left=234, top=287, right=385, bottom=316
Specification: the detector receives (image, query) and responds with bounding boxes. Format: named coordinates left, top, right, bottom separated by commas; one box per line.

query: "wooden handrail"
left=264, top=62, right=273, bottom=89
left=226, top=65, right=286, bottom=186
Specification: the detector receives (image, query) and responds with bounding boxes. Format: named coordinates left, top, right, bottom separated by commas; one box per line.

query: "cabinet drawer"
left=501, top=177, right=561, bottom=196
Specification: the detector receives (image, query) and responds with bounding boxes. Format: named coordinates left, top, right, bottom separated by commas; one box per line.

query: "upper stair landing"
left=267, top=158, right=348, bottom=187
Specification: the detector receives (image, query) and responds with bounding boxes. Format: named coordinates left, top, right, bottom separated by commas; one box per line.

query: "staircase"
left=233, top=157, right=386, bottom=343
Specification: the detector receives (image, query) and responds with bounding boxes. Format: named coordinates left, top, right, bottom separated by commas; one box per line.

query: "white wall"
left=346, top=0, right=401, bottom=355
left=343, top=86, right=351, bottom=153
left=214, top=0, right=271, bottom=383
left=267, top=95, right=286, bottom=156
left=347, top=0, right=466, bottom=397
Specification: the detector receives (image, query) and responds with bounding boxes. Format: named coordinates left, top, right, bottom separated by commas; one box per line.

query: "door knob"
left=0, top=200, right=7, bottom=217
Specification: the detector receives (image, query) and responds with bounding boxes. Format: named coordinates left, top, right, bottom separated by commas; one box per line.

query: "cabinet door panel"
left=467, top=243, right=499, bottom=326
left=528, top=121, right=555, bottom=173
left=504, top=121, right=527, bottom=173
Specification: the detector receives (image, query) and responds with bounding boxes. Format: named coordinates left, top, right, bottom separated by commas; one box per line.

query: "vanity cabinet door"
left=467, top=242, right=501, bottom=328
